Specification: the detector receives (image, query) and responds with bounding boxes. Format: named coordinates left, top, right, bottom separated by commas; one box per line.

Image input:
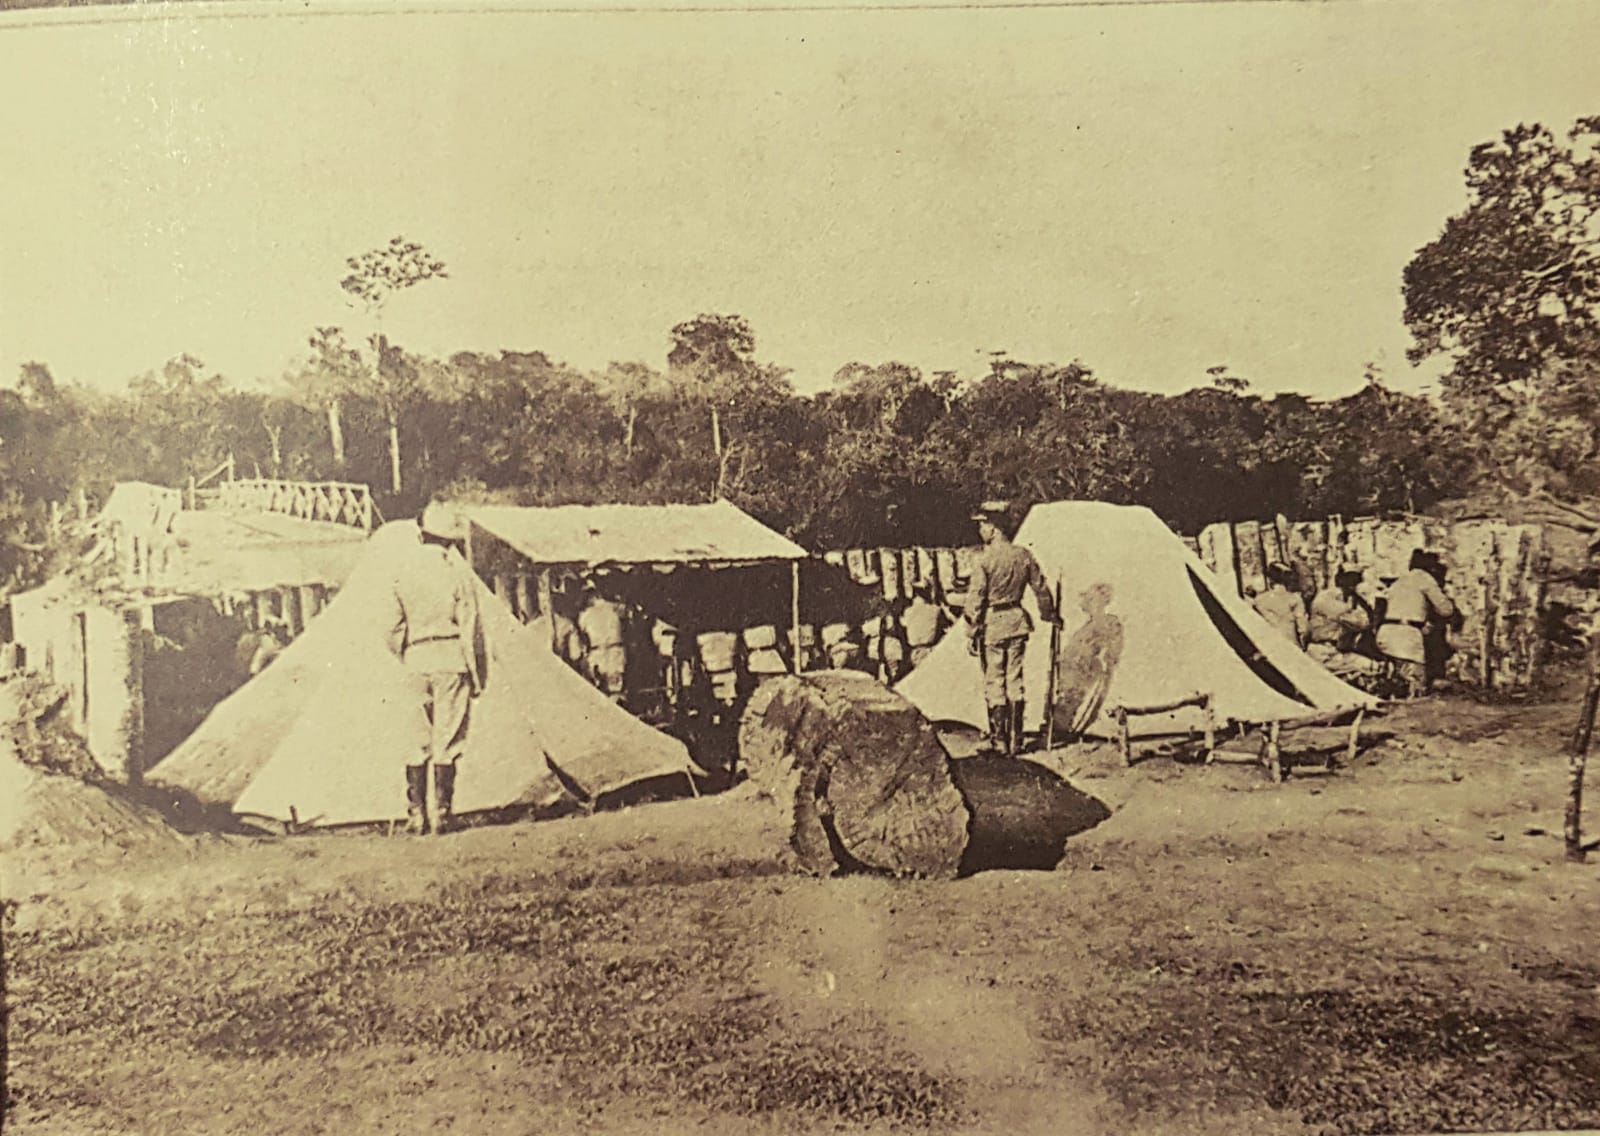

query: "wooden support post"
left=538, top=569, right=557, bottom=654
left=790, top=561, right=802, bottom=674
left=492, top=573, right=512, bottom=605
left=84, top=606, right=145, bottom=783
left=1265, top=720, right=1283, bottom=783
left=253, top=591, right=272, bottom=631
left=1202, top=695, right=1216, bottom=763
left=281, top=586, right=302, bottom=637
left=1565, top=649, right=1600, bottom=863
left=1116, top=707, right=1132, bottom=766
left=514, top=574, right=533, bottom=623
left=299, top=584, right=322, bottom=626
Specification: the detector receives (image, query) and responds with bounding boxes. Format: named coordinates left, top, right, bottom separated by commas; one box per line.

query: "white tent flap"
left=896, top=501, right=1376, bottom=739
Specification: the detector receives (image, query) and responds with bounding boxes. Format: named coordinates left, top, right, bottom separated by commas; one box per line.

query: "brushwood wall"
left=1193, top=516, right=1548, bottom=691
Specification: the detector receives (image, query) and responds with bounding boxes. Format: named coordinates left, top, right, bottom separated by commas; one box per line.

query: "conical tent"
left=150, top=522, right=701, bottom=828
left=895, top=501, right=1376, bottom=739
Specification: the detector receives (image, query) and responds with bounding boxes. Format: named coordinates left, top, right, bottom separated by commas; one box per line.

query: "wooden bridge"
left=212, top=479, right=375, bottom=531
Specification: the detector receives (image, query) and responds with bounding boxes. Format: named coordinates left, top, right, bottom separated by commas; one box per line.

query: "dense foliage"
left=1404, top=117, right=1600, bottom=496
left=0, top=337, right=1472, bottom=596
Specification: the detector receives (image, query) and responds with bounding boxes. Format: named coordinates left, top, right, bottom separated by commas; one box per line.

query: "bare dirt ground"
left=5, top=687, right=1600, bottom=1136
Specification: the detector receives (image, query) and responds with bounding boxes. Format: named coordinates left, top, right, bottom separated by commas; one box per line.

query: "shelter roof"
left=160, top=510, right=369, bottom=594
left=466, top=500, right=807, bottom=568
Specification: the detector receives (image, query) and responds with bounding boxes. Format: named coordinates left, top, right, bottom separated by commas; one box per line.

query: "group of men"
left=1251, top=548, right=1458, bottom=697
left=376, top=495, right=1467, bottom=833
left=957, top=503, right=1469, bottom=758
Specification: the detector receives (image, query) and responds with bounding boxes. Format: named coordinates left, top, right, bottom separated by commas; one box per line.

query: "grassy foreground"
left=5, top=696, right=1600, bottom=1135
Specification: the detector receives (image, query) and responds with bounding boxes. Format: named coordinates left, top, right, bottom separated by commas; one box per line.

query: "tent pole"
left=1044, top=579, right=1062, bottom=751
left=790, top=561, right=802, bottom=673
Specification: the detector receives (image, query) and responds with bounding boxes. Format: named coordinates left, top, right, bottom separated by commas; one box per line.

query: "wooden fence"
left=818, top=516, right=1551, bottom=692
left=214, top=479, right=375, bottom=531
left=1194, top=516, right=1548, bottom=691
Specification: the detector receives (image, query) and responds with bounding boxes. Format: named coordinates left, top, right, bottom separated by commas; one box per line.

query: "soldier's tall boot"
left=432, top=762, right=457, bottom=836
left=404, top=765, right=429, bottom=835
left=1009, top=702, right=1026, bottom=756
left=985, top=705, right=1008, bottom=756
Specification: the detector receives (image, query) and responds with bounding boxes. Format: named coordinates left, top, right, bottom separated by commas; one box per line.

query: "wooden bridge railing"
left=214, top=479, right=375, bottom=531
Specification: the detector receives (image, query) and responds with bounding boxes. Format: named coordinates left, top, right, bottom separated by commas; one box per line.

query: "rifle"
left=1044, top=580, right=1063, bottom=751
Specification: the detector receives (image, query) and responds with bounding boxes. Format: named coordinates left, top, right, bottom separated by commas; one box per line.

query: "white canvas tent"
left=896, top=501, right=1376, bottom=741
left=149, top=522, right=702, bottom=828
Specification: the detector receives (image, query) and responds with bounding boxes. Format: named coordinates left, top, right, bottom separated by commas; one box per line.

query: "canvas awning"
left=465, top=500, right=807, bottom=568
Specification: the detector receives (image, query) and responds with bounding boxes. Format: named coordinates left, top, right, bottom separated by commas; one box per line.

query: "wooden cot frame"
left=1107, top=691, right=1367, bottom=782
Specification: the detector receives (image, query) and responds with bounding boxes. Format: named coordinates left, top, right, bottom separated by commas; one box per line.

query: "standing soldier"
left=1376, top=549, right=1456, bottom=698
left=385, top=502, right=486, bottom=835
left=965, top=501, right=1059, bottom=756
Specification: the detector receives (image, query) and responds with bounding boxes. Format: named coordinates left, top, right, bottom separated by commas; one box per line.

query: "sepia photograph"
left=1, top=0, right=1598, bottom=1132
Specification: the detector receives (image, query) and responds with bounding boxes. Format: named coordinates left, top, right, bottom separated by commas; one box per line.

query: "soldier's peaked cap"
left=419, top=501, right=467, bottom=541
left=971, top=499, right=1012, bottom=522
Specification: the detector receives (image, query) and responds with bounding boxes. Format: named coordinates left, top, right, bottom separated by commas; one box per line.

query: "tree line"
left=3, top=116, right=1597, bottom=596
left=0, top=331, right=1469, bottom=593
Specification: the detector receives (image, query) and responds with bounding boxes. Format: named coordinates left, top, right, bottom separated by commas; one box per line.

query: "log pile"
left=739, top=672, right=1110, bottom=877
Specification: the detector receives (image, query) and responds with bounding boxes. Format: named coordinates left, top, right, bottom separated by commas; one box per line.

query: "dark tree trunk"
left=948, top=756, right=1110, bottom=874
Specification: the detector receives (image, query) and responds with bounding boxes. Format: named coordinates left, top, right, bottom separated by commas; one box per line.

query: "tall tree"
left=1403, top=118, right=1600, bottom=492
left=340, top=236, right=449, bottom=494
left=667, top=313, right=757, bottom=463
left=292, top=327, right=366, bottom=469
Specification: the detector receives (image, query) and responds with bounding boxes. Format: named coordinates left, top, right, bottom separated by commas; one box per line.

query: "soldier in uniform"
left=964, top=501, right=1059, bottom=756
left=384, top=502, right=486, bottom=835
left=1307, top=568, right=1381, bottom=682
left=1375, top=549, right=1456, bottom=698
left=1252, top=561, right=1309, bottom=648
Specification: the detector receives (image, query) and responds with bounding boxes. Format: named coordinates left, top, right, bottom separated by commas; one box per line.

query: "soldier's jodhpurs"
left=981, top=636, right=1030, bottom=755
left=417, top=671, right=472, bottom=765
left=405, top=671, right=472, bottom=834
left=982, top=636, right=1026, bottom=709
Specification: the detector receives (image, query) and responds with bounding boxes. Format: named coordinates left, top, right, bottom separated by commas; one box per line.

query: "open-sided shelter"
left=465, top=500, right=809, bottom=687
left=896, top=501, right=1376, bottom=756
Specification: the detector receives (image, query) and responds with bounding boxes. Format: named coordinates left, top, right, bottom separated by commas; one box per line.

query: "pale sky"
left=1, top=0, right=1596, bottom=399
